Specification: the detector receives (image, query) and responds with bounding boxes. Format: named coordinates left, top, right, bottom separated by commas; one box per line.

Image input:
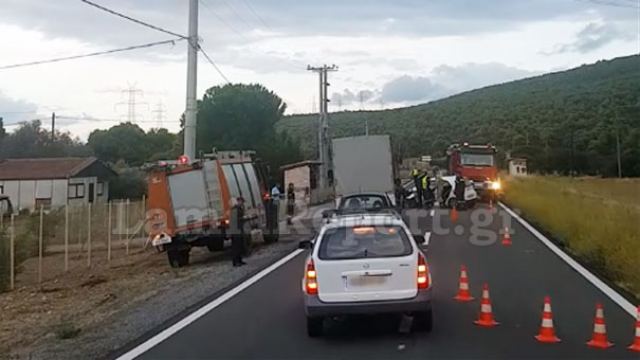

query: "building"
left=0, top=157, right=116, bottom=211
left=508, top=158, right=528, bottom=177
left=280, top=160, right=324, bottom=206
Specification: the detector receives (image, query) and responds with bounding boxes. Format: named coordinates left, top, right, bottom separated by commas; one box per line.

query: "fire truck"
left=447, top=143, right=501, bottom=201
left=146, top=151, right=278, bottom=267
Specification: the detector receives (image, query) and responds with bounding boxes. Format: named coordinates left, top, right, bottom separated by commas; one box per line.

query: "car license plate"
left=348, top=276, right=385, bottom=288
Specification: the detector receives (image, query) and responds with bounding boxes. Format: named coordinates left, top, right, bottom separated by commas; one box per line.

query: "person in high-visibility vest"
left=422, top=174, right=434, bottom=208
left=411, top=167, right=422, bottom=207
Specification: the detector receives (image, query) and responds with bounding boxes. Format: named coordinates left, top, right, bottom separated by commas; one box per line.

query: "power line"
left=573, top=0, right=638, bottom=8
left=200, top=0, right=250, bottom=41
left=199, top=47, right=231, bottom=84
left=80, top=0, right=188, bottom=39
left=0, top=38, right=184, bottom=70
left=239, top=0, right=271, bottom=30
left=216, top=0, right=255, bottom=31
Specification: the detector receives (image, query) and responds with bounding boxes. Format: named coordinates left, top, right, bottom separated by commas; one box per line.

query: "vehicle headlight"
left=490, top=181, right=501, bottom=190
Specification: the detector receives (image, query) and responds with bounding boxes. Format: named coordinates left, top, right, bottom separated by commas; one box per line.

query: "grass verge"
left=504, top=176, right=640, bottom=299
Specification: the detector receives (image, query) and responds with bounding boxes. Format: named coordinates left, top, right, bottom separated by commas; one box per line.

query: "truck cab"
left=447, top=143, right=501, bottom=201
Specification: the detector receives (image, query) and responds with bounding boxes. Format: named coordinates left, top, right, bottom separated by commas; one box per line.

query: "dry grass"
left=504, top=176, right=640, bottom=298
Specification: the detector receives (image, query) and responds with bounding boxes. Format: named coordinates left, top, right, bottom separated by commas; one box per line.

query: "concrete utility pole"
left=307, top=64, right=338, bottom=192
left=183, top=0, right=199, bottom=161
left=51, top=112, right=55, bottom=143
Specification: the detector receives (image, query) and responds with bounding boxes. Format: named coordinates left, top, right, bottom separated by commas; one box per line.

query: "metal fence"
left=0, top=197, right=147, bottom=292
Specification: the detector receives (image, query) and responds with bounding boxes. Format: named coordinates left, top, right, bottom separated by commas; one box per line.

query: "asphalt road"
left=133, top=204, right=637, bottom=359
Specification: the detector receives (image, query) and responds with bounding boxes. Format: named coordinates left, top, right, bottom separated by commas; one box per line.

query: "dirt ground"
left=0, top=241, right=226, bottom=356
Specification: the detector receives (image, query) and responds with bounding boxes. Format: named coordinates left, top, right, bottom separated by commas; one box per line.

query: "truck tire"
left=413, top=309, right=433, bottom=333
left=206, top=237, right=224, bottom=252
left=307, top=316, right=324, bottom=337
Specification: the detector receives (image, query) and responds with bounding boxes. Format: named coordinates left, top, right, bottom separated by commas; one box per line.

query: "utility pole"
left=307, top=64, right=338, bottom=192
left=51, top=112, right=55, bottom=143
left=183, top=0, right=199, bottom=161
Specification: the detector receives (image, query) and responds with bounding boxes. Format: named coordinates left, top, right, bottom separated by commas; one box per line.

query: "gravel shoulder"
left=1, top=206, right=325, bottom=360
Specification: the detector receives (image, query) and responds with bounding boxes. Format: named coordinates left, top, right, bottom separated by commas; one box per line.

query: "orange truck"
left=146, top=151, right=278, bottom=267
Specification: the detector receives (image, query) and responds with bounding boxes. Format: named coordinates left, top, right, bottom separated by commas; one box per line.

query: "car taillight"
left=305, top=259, right=318, bottom=295
left=417, top=253, right=430, bottom=290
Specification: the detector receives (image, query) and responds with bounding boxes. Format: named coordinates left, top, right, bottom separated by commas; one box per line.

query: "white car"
left=300, top=212, right=433, bottom=337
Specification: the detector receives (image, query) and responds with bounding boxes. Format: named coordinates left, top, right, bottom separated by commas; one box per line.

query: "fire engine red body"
left=447, top=143, right=501, bottom=201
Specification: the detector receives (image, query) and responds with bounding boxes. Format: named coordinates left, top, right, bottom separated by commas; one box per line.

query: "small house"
left=508, top=158, right=528, bottom=177
left=0, top=157, right=116, bottom=211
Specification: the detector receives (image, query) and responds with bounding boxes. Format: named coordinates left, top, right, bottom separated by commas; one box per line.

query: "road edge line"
left=499, top=202, right=635, bottom=317
left=115, top=248, right=305, bottom=360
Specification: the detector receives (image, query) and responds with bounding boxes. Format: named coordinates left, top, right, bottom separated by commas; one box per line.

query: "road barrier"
left=587, top=303, right=614, bottom=349
left=629, top=306, right=640, bottom=352
left=474, top=283, right=499, bottom=327
left=453, top=265, right=474, bottom=302
left=501, top=226, right=512, bottom=246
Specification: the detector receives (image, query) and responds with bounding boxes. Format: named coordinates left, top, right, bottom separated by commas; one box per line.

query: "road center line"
left=499, top=202, right=635, bottom=317
left=115, top=248, right=305, bottom=360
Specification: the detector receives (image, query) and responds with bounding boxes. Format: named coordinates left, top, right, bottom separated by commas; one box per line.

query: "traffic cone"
left=474, top=283, right=499, bottom=327
left=587, top=303, right=614, bottom=349
left=453, top=265, right=474, bottom=302
left=501, top=227, right=512, bottom=246
left=535, top=296, right=561, bottom=343
left=628, top=306, right=640, bottom=352
left=450, top=207, right=459, bottom=223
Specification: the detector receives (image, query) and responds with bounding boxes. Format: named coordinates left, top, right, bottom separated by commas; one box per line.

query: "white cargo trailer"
left=332, top=135, right=395, bottom=197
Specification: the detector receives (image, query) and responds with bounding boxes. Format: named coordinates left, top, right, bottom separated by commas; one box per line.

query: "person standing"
left=394, top=178, right=405, bottom=209
left=271, top=183, right=281, bottom=199
left=411, top=167, right=423, bottom=207
left=286, top=183, right=295, bottom=225
left=230, top=197, right=246, bottom=267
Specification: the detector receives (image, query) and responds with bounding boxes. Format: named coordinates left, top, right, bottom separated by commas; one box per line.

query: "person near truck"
left=394, top=178, right=406, bottom=209
left=422, top=174, right=435, bottom=208
left=411, top=167, right=423, bottom=207
left=286, top=182, right=295, bottom=225
left=230, top=197, right=246, bottom=267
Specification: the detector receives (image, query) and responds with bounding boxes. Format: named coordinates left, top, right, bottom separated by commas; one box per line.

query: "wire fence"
left=0, top=198, right=147, bottom=292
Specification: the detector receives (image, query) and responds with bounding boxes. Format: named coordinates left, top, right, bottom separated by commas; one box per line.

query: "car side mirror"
left=299, top=240, right=313, bottom=249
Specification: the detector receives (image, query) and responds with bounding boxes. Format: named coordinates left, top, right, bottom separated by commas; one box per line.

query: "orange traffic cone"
left=535, top=296, right=561, bottom=343
left=587, top=303, right=614, bottom=349
left=450, top=207, right=459, bottom=223
left=628, top=306, right=640, bottom=352
left=474, top=283, right=499, bottom=327
left=501, top=227, right=512, bottom=246
left=453, top=265, right=474, bottom=302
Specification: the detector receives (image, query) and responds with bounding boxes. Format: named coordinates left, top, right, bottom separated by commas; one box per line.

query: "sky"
left=0, top=0, right=638, bottom=139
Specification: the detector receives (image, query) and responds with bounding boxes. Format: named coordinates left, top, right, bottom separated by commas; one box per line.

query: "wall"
left=284, top=166, right=310, bottom=207
left=0, top=177, right=109, bottom=211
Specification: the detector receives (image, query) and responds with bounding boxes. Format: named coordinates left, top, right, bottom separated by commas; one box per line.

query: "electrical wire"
left=573, top=0, right=638, bottom=8
left=199, top=0, right=250, bottom=41
left=199, top=47, right=232, bottom=84
left=240, top=0, right=271, bottom=30
left=0, top=38, right=184, bottom=70
left=80, top=0, right=188, bottom=39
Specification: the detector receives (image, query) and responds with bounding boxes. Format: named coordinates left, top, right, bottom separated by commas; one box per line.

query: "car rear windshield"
left=318, top=226, right=412, bottom=260
left=339, top=195, right=388, bottom=210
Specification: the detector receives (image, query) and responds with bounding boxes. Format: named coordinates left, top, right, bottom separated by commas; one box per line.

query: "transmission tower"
left=152, top=102, right=166, bottom=128
left=114, top=84, right=149, bottom=123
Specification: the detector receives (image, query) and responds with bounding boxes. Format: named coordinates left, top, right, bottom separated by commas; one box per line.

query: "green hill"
left=277, top=55, right=640, bottom=176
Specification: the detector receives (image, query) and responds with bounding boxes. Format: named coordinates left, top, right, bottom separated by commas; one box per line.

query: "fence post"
left=125, top=199, right=130, bottom=255
left=87, top=202, right=92, bottom=267
left=140, top=195, right=146, bottom=244
left=10, top=214, right=15, bottom=291
left=64, top=204, right=69, bottom=272
left=107, top=201, right=112, bottom=264
left=38, top=205, right=43, bottom=285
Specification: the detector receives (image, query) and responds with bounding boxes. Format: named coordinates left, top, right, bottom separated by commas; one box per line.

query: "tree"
left=0, top=117, right=5, bottom=142
left=0, top=120, right=88, bottom=159
left=195, top=83, right=302, bottom=178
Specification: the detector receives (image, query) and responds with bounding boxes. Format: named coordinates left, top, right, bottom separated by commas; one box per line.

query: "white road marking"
left=116, top=248, right=305, bottom=360
left=499, top=202, right=636, bottom=317
left=424, top=231, right=432, bottom=245
left=429, top=209, right=435, bottom=217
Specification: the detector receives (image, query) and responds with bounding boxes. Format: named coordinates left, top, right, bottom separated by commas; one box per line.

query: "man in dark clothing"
left=454, top=176, right=466, bottom=207
left=394, top=178, right=405, bottom=209
left=411, top=167, right=422, bottom=207
left=230, top=197, right=246, bottom=267
left=286, top=183, right=295, bottom=225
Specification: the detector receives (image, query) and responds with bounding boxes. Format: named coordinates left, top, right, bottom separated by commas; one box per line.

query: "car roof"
left=322, top=212, right=405, bottom=229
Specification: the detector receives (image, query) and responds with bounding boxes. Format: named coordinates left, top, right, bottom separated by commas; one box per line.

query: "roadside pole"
left=183, top=0, right=199, bottom=160
left=38, top=205, right=43, bottom=285
left=64, top=204, right=69, bottom=272
left=125, top=199, right=130, bottom=255
left=107, top=201, right=112, bottom=264
left=87, top=203, right=92, bottom=267
left=140, top=195, right=146, bottom=246
left=10, top=214, right=15, bottom=290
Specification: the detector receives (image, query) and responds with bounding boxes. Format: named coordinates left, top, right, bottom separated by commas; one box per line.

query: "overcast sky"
left=0, top=0, right=638, bottom=139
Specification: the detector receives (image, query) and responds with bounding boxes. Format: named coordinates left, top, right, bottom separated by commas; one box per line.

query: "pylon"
left=501, top=227, right=512, bottom=246
left=628, top=306, right=640, bottom=352
left=453, top=265, right=474, bottom=302
left=450, top=207, right=459, bottom=223
left=587, top=303, right=614, bottom=349
left=535, top=296, right=561, bottom=343
left=474, top=283, right=499, bottom=327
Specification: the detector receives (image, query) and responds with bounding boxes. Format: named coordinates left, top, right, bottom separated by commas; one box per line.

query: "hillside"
left=277, top=55, right=640, bottom=176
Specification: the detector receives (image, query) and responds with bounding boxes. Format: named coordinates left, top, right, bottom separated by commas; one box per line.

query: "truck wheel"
left=206, top=237, right=224, bottom=252
left=307, top=316, right=324, bottom=337
left=413, top=309, right=433, bottom=333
